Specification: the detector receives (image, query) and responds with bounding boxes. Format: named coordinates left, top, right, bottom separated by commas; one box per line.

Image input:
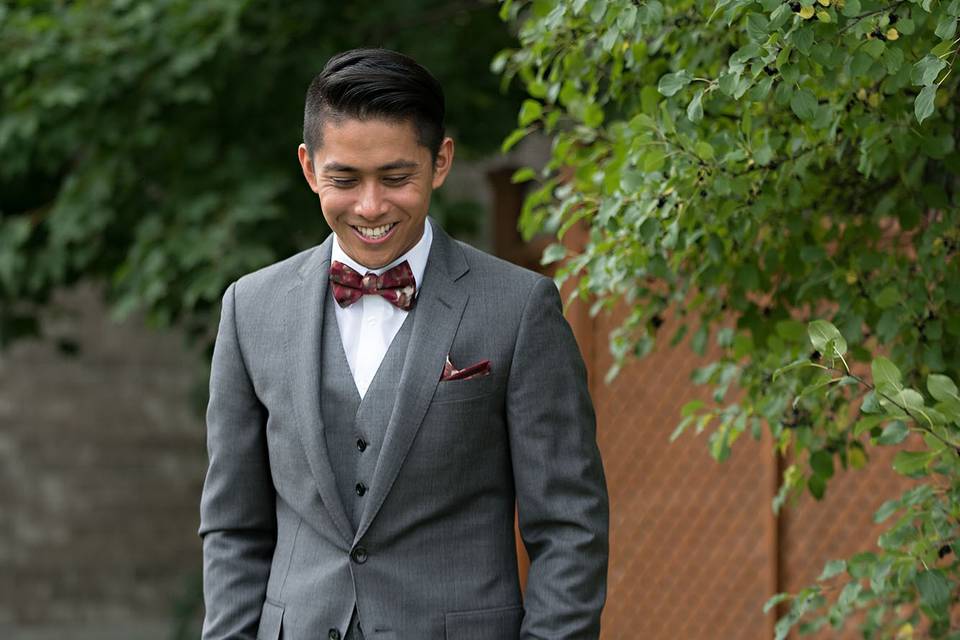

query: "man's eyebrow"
left=377, top=160, right=419, bottom=172
left=321, top=160, right=419, bottom=173
left=321, top=161, right=358, bottom=172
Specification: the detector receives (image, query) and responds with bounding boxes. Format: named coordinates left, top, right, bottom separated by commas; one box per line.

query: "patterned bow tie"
left=329, top=260, right=417, bottom=311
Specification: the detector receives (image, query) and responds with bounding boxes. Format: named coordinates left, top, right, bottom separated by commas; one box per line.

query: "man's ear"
left=431, top=137, right=455, bottom=190
left=298, top=143, right=320, bottom=194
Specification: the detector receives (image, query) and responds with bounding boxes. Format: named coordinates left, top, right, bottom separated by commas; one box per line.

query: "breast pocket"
left=431, top=372, right=500, bottom=404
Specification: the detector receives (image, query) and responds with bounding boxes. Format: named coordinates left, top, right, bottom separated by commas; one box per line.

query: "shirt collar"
left=331, top=220, right=433, bottom=291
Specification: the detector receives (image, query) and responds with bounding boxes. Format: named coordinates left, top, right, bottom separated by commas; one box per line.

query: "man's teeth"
left=356, top=224, right=395, bottom=239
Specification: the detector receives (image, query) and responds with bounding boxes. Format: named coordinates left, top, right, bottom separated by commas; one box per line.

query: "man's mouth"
left=351, top=223, right=397, bottom=242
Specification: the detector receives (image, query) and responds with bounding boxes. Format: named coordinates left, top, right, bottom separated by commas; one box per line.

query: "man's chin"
left=343, top=245, right=397, bottom=270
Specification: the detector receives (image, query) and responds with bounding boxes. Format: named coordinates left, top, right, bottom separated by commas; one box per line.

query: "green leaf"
left=808, top=473, right=827, bottom=500
left=916, top=570, right=951, bottom=610
left=861, top=391, right=882, bottom=414
left=540, top=243, right=567, bottom=265
left=875, top=286, right=901, bottom=309
left=808, top=320, right=847, bottom=358
left=773, top=359, right=825, bottom=381
left=694, top=140, right=714, bottom=161
left=518, top=99, right=543, bottom=126
left=935, top=15, right=958, bottom=40
left=511, top=167, right=536, bottom=184
left=686, top=89, right=704, bottom=122
left=892, top=450, right=935, bottom=476
left=841, top=0, right=861, bottom=16
left=658, top=70, right=693, bottom=97
left=877, top=421, right=908, bottom=445
left=928, top=374, right=959, bottom=403
left=837, top=582, right=861, bottom=608
left=746, top=12, right=770, bottom=41
left=915, top=85, right=937, bottom=125
left=862, top=39, right=885, bottom=60
left=874, top=498, right=900, bottom=523
left=818, top=559, right=846, bottom=581
left=912, top=55, right=947, bottom=86
left=583, top=102, right=604, bottom=127
left=764, top=592, right=790, bottom=614
left=502, top=128, right=529, bottom=153
left=681, top=399, right=705, bottom=417
left=810, top=450, right=835, bottom=479
left=791, top=27, right=814, bottom=55
left=790, top=88, right=818, bottom=121
left=872, top=357, right=902, bottom=391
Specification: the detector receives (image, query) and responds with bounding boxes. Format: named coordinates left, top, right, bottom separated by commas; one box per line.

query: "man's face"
left=298, top=118, right=454, bottom=269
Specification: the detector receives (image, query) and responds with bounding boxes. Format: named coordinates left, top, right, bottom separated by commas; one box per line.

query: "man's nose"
left=354, top=181, right=388, bottom=218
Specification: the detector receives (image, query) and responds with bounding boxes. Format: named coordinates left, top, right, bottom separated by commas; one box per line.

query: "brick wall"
left=0, top=284, right=207, bottom=638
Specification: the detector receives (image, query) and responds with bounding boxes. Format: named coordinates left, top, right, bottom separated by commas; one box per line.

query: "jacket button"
left=351, top=546, right=368, bottom=564
left=355, top=482, right=367, bottom=496
left=328, top=629, right=341, bottom=640
left=356, top=438, right=367, bottom=452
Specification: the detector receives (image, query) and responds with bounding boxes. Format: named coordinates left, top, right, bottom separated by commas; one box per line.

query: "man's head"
left=303, top=48, right=446, bottom=162
left=298, top=48, right=454, bottom=269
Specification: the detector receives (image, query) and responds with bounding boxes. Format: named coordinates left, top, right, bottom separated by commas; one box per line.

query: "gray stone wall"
left=0, top=284, right=208, bottom=638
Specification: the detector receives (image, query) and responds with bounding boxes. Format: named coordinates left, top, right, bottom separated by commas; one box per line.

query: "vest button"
left=356, top=438, right=367, bottom=452
left=351, top=547, right=368, bottom=564
left=328, top=629, right=341, bottom=640
left=355, top=482, right=367, bottom=496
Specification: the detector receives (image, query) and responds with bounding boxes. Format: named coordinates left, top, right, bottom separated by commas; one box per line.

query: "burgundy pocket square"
left=441, top=355, right=491, bottom=381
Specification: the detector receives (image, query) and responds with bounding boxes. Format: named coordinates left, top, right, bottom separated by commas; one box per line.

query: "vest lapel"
left=355, top=220, right=470, bottom=543
left=285, top=235, right=354, bottom=545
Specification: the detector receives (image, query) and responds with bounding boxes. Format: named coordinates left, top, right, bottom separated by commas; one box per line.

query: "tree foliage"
left=499, top=0, right=960, bottom=635
left=0, top=0, right=518, bottom=347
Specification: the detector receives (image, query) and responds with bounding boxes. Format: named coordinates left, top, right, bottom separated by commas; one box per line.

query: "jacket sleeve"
left=198, top=281, right=276, bottom=640
left=506, top=276, right=609, bottom=639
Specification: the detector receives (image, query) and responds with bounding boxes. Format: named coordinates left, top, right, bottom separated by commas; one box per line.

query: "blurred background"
left=1, top=1, right=943, bottom=638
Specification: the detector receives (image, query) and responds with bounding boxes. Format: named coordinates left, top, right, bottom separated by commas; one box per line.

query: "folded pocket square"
left=441, top=355, right=491, bottom=381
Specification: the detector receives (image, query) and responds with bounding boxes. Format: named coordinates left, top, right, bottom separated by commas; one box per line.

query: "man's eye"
left=383, top=175, right=410, bottom=185
left=330, top=177, right=356, bottom=187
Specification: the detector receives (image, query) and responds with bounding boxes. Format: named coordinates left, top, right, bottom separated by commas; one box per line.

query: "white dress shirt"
left=331, top=221, right=432, bottom=398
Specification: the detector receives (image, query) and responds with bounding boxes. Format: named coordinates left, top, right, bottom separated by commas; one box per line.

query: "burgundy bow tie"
left=329, top=260, right=417, bottom=311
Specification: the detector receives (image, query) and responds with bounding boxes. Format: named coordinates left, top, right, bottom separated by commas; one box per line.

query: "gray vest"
left=320, top=291, right=415, bottom=533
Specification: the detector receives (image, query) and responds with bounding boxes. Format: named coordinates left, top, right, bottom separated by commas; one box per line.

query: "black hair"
left=303, top=48, right=446, bottom=160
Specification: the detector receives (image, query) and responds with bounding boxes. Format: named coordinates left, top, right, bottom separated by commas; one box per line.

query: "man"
left=199, top=48, right=608, bottom=640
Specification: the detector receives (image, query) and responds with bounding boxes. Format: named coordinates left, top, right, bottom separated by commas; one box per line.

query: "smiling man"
left=199, top=48, right=609, bottom=640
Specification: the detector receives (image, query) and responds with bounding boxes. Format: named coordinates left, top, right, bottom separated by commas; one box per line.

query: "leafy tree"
left=498, top=0, right=960, bottom=636
left=0, top=0, right=518, bottom=348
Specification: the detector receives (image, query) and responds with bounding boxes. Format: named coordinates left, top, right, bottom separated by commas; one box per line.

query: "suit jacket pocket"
left=444, top=604, right=524, bottom=640
left=432, top=373, right=498, bottom=404
left=256, top=598, right=284, bottom=640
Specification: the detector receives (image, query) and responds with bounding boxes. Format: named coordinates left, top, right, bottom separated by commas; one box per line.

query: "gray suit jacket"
left=199, top=219, right=608, bottom=640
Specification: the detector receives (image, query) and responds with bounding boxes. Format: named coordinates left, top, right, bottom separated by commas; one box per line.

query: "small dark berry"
left=810, top=350, right=822, bottom=361
left=939, top=545, right=952, bottom=558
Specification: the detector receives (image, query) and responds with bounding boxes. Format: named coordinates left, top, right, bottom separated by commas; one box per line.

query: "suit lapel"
left=285, top=234, right=354, bottom=545
left=355, top=220, right=470, bottom=542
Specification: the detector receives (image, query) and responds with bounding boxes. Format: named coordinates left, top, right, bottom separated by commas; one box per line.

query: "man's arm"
left=506, top=276, right=610, bottom=639
left=199, top=282, right=277, bottom=640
